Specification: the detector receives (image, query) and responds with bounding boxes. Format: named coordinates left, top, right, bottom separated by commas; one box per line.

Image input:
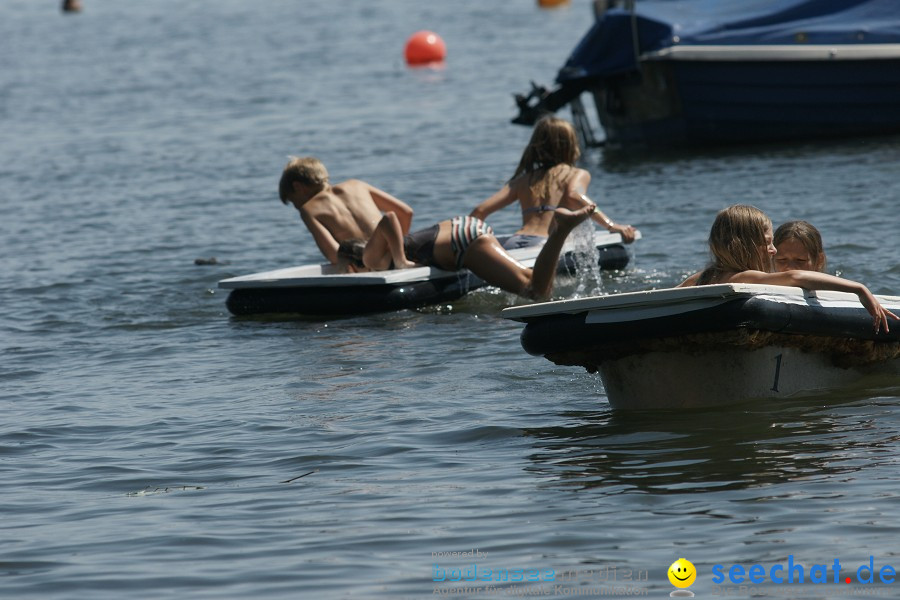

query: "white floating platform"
left=220, top=231, right=638, bottom=316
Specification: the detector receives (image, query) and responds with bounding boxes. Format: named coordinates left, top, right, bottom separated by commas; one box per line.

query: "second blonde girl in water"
left=773, top=220, right=826, bottom=272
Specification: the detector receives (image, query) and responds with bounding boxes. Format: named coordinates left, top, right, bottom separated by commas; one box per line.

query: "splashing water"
left=568, top=220, right=604, bottom=298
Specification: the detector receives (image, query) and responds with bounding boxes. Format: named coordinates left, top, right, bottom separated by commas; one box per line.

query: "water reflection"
left=524, top=387, right=900, bottom=494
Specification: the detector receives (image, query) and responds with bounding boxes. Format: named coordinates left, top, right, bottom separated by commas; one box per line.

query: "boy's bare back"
left=280, top=157, right=414, bottom=264
left=303, top=180, right=387, bottom=242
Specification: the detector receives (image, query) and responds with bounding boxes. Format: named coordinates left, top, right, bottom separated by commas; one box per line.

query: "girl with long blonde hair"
left=680, top=204, right=896, bottom=333
left=470, top=116, right=636, bottom=249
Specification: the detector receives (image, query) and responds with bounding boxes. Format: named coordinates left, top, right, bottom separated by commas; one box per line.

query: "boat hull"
left=600, top=342, right=899, bottom=410
left=593, top=56, right=900, bottom=147
left=503, top=284, right=900, bottom=410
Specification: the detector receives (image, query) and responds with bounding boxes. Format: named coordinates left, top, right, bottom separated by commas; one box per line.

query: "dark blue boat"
left=513, top=0, right=900, bottom=148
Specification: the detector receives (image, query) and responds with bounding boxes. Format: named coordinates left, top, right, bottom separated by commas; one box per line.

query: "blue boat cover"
left=558, top=0, right=900, bottom=83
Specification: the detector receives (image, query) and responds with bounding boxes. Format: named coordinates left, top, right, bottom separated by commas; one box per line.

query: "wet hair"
left=279, top=156, right=329, bottom=204
left=337, top=238, right=366, bottom=270
left=512, top=116, right=581, bottom=200
left=698, top=204, right=772, bottom=284
left=773, top=220, right=826, bottom=272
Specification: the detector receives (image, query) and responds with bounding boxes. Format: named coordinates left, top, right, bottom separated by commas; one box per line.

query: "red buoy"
left=404, top=31, right=446, bottom=66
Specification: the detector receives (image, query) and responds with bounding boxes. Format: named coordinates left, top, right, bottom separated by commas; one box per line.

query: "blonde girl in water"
left=679, top=204, right=897, bottom=333
left=470, top=116, right=636, bottom=249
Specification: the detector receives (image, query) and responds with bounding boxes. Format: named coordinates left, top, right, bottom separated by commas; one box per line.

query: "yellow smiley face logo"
left=668, top=558, right=697, bottom=588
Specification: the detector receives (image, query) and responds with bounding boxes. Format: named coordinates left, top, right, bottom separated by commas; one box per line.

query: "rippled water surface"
left=2, top=1, right=900, bottom=598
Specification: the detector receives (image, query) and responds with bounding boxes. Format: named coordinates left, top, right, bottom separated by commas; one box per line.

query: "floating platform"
left=220, top=231, right=637, bottom=317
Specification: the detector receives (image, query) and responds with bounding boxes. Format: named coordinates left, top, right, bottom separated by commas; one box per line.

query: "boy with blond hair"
left=279, top=157, right=416, bottom=267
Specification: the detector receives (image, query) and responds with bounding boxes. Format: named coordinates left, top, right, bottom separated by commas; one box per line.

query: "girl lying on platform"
left=337, top=205, right=596, bottom=301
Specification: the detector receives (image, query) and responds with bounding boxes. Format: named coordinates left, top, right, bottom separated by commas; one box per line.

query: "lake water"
left=2, top=1, right=899, bottom=598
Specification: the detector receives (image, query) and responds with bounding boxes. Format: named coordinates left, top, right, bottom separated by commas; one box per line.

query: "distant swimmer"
left=62, top=0, right=82, bottom=12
